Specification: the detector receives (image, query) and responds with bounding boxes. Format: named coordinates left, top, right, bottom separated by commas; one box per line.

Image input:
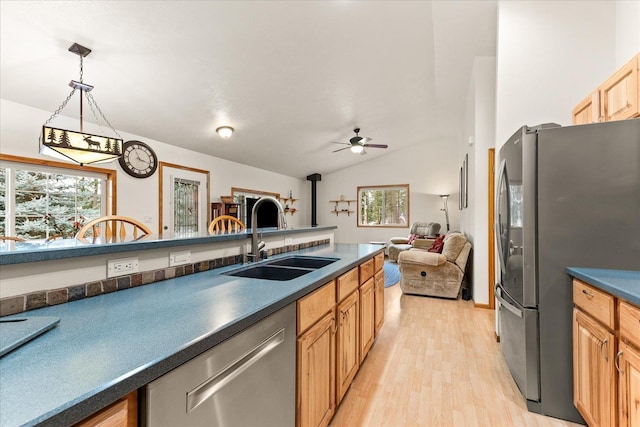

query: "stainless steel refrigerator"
left=495, top=118, right=640, bottom=423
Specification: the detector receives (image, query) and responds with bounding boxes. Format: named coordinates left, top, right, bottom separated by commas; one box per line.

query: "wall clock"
left=119, top=140, right=158, bottom=178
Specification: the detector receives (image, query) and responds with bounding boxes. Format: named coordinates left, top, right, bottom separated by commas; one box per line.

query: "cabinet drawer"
left=337, top=268, right=359, bottom=302
left=359, top=259, right=374, bottom=284
left=373, top=252, right=384, bottom=273
left=573, top=279, right=615, bottom=330
left=620, top=300, right=640, bottom=348
left=298, top=281, right=336, bottom=335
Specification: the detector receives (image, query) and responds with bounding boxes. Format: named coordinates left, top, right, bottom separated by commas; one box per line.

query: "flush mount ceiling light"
left=40, top=43, right=123, bottom=166
left=216, top=126, right=234, bottom=138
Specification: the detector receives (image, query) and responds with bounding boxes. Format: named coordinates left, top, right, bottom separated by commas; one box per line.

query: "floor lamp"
left=440, top=194, right=450, bottom=232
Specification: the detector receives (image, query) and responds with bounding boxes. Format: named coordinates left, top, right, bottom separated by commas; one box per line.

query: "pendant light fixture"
left=40, top=43, right=123, bottom=165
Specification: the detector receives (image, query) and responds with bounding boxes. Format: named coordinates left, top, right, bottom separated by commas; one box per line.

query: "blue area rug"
left=383, top=261, right=400, bottom=287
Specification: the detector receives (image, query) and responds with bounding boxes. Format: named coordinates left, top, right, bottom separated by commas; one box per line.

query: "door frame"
left=158, top=162, right=210, bottom=234
left=488, top=148, right=495, bottom=309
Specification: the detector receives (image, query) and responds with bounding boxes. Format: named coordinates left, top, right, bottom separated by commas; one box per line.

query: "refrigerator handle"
left=495, top=284, right=523, bottom=318
left=495, top=159, right=509, bottom=274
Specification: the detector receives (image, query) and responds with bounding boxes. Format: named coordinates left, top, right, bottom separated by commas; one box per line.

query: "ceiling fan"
left=332, top=128, right=388, bottom=154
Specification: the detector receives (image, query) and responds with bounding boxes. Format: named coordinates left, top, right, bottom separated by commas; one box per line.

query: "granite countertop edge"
left=0, top=242, right=382, bottom=427
left=0, top=225, right=337, bottom=265
left=566, top=267, right=640, bottom=306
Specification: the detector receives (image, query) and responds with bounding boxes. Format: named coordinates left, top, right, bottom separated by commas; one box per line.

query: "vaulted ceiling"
left=0, top=1, right=496, bottom=178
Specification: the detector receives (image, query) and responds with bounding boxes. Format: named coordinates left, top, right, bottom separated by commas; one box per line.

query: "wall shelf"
left=279, top=196, right=298, bottom=215
left=330, top=199, right=356, bottom=216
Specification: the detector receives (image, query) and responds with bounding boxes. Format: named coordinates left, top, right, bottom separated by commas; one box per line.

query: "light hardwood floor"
left=330, top=284, right=583, bottom=427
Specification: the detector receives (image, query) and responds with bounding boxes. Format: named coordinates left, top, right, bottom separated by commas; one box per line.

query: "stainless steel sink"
left=265, top=255, right=338, bottom=269
left=225, top=265, right=312, bottom=281
left=224, top=256, right=338, bottom=281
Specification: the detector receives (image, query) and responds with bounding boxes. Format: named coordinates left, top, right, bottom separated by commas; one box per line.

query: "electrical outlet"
left=107, top=257, right=139, bottom=278
left=284, top=237, right=293, bottom=245
left=169, top=250, right=191, bottom=267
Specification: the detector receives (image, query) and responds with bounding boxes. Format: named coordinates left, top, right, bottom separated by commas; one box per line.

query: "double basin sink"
left=224, top=255, right=338, bottom=281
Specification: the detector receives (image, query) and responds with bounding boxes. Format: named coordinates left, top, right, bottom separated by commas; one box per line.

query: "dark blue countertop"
left=0, top=226, right=336, bottom=265
left=567, top=267, right=640, bottom=307
left=0, top=243, right=381, bottom=427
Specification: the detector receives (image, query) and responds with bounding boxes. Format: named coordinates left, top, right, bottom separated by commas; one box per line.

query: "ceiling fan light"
left=350, top=144, right=364, bottom=154
left=216, top=126, right=234, bottom=138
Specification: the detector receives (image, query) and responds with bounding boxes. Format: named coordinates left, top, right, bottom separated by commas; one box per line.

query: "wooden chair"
left=208, top=215, right=246, bottom=234
left=0, top=236, right=25, bottom=242
left=75, top=215, right=153, bottom=244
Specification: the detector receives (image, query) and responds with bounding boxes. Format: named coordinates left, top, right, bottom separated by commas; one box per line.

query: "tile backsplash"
left=0, top=239, right=330, bottom=317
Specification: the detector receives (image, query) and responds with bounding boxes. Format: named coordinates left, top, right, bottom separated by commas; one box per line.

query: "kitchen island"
left=0, top=242, right=382, bottom=427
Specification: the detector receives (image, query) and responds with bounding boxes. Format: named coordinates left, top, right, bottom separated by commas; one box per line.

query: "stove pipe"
left=306, top=173, right=321, bottom=226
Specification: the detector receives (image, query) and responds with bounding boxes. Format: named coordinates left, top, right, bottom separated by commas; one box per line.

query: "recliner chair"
left=397, top=232, right=472, bottom=299
left=387, top=222, right=441, bottom=262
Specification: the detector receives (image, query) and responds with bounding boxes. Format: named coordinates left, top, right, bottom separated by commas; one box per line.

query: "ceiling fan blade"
left=332, top=146, right=352, bottom=153
left=363, top=143, right=388, bottom=149
left=331, top=141, right=350, bottom=145
left=361, top=136, right=372, bottom=143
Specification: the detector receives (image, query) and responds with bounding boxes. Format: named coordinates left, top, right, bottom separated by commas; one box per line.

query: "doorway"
left=159, top=162, right=209, bottom=235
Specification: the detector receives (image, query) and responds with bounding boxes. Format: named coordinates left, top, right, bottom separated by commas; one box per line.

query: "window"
left=0, top=155, right=115, bottom=240
left=357, top=184, right=409, bottom=228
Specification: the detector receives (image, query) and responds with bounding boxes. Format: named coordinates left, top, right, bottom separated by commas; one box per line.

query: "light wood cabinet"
left=573, top=307, right=616, bottom=427
left=74, top=391, right=137, bottom=427
left=572, top=278, right=640, bottom=427
left=617, top=341, right=640, bottom=427
left=297, top=311, right=336, bottom=427
left=618, top=301, right=640, bottom=427
left=359, top=277, right=375, bottom=364
left=296, top=252, right=384, bottom=426
left=336, top=290, right=360, bottom=404
left=572, top=53, right=639, bottom=124
left=374, top=269, right=385, bottom=336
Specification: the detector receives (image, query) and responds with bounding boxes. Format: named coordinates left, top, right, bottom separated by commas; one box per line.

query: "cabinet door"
left=374, top=270, right=385, bottom=337
left=573, top=90, right=600, bottom=125
left=74, top=391, right=137, bottom=427
left=336, top=291, right=359, bottom=404
left=359, top=277, right=375, bottom=363
left=601, top=54, right=639, bottom=122
left=573, top=308, right=616, bottom=427
left=297, top=312, right=336, bottom=427
left=618, top=341, right=640, bottom=427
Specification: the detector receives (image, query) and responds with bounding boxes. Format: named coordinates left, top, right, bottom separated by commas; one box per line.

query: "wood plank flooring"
left=329, top=284, right=583, bottom=427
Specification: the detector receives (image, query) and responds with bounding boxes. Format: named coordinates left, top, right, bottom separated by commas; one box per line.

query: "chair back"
left=410, top=222, right=441, bottom=237
left=208, top=215, right=246, bottom=234
left=76, top=215, right=152, bottom=243
left=0, top=236, right=25, bottom=242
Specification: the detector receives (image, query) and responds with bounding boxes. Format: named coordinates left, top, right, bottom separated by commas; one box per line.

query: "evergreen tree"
left=59, top=130, right=71, bottom=147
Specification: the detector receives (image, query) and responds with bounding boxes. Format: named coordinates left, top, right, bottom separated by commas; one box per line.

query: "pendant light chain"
left=43, top=87, right=77, bottom=126
left=42, top=49, right=121, bottom=139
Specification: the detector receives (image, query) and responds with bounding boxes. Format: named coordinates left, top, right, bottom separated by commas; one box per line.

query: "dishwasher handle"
left=187, top=328, right=285, bottom=413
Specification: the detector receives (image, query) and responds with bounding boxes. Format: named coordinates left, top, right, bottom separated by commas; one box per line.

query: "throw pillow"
left=407, top=233, right=419, bottom=244
left=427, top=234, right=445, bottom=253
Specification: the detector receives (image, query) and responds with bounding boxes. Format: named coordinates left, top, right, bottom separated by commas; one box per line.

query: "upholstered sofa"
left=397, top=232, right=471, bottom=299
left=387, top=222, right=441, bottom=262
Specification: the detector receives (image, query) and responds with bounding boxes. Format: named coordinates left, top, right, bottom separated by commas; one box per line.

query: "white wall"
left=496, top=1, right=616, bottom=148
left=317, top=139, right=460, bottom=245
left=0, top=99, right=309, bottom=231
left=616, top=1, right=640, bottom=67
left=461, top=56, right=496, bottom=307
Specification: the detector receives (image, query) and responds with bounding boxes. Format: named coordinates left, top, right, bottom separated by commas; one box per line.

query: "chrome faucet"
left=248, top=196, right=287, bottom=262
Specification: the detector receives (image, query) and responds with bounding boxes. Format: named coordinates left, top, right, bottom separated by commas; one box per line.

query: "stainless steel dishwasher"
left=142, top=303, right=296, bottom=426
